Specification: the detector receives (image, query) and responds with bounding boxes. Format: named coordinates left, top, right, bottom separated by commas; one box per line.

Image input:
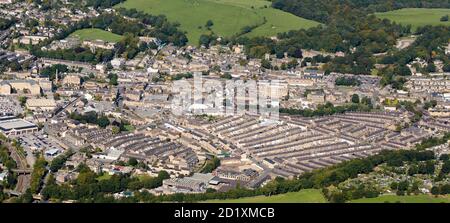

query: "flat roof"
left=0, top=118, right=37, bottom=131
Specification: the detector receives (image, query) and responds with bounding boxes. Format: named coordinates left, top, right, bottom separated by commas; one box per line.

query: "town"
left=0, top=0, right=449, bottom=203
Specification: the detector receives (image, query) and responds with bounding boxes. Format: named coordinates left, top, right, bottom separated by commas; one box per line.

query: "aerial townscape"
left=0, top=0, right=450, bottom=204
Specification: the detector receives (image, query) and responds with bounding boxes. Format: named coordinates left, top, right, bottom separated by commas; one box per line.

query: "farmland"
left=374, top=8, right=450, bottom=31
left=115, top=0, right=320, bottom=44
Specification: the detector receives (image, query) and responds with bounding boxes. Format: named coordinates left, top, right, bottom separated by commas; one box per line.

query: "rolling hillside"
left=375, top=8, right=450, bottom=31
left=115, top=0, right=320, bottom=44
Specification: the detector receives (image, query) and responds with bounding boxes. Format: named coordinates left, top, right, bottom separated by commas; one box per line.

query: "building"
left=26, top=98, right=57, bottom=111
left=0, top=116, right=38, bottom=137
left=82, top=39, right=115, bottom=50
left=62, top=75, right=81, bottom=88
left=0, top=80, right=42, bottom=95
left=307, top=90, right=325, bottom=104
left=0, top=171, right=8, bottom=182
left=13, top=36, right=48, bottom=45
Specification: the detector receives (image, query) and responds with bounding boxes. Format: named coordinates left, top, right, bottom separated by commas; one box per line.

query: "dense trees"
left=39, top=64, right=69, bottom=80
left=0, top=18, right=14, bottom=31
left=30, top=8, right=187, bottom=63
left=335, top=77, right=361, bottom=86
left=69, top=111, right=111, bottom=128
left=41, top=170, right=170, bottom=201
left=116, top=8, right=188, bottom=46
left=272, top=0, right=450, bottom=23
left=201, top=157, right=221, bottom=173
left=49, top=150, right=74, bottom=173
left=33, top=47, right=114, bottom=64
left=85, top=0, right=125, bottom=8
left=30, top=156, right=48, bottom=194
left=280, top=102, right=372, bottom=117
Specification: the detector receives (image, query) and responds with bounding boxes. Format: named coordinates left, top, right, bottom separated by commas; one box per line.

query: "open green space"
left=115, top=0, right=320, bottom=44
left=70, top=28, right=124, bottom=43
left=374, top=8, right=450, bottom=31
left=204, top=189, right=327, bottom=203
left=96, top=173, right=112, bottom=181
left=349, top=194, right=450, bottom=203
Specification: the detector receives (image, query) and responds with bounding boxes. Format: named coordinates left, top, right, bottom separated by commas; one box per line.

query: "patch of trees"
left=431, top=184, right=450, bottom=195
left=201, top=157, right=221, bottom=173
left=69, top=111, right=110, bottom=128
left=39, top=64, right=68, bottom=80
left=41, top=167, right=170, bottom=201
left=415, top=132, right=450, bottom=150
left=335, top=77, right=361, bottom=86
left=280, top=101, right=372, bottom=117
left=0, top=18, right=14, bottom=31
left=30, top=156, right=48, bottom=194
left=116, top=8, right=188, bottom=46
left=32, top=47, right=114, bottom=64
left=172, top=72, right=193, bottom=81
left=85, top=0, right=126, bottom=8
left=272, top=0, right=450, bottom=23
left=49, top=150, right=74, bottom=173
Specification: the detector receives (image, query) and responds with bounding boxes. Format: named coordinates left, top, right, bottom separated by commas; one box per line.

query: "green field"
left=70, top=28, right=124, bottom=43
left=375, top=8, right=450, bottom=31
left=96, top=173, right=112, bottom=181
left=350, top=194, right=450, bottom=203
left=115, top=0, right=320, bottom=44
left=205, top=189, right=327, bottom=203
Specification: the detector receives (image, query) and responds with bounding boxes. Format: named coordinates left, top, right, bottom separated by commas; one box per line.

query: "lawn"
left=204, top=189, right=327, bottom=203
left=349, top=194, right=450, bottom=203
left=115, top=0, right=320, bottom=44
left=124, top=124, right=135, bottom=132
left=374, top=8, right=450, bottom=31
left=70, top=28, right=124, bottom=43
left=96, top=173, right=112, bottom=181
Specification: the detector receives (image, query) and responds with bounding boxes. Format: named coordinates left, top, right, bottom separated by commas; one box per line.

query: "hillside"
left=70, top=28, right=124, bottom=43
left=375, top=8, right=450, bottom=31
left=115, top=0, right=320, bottom=44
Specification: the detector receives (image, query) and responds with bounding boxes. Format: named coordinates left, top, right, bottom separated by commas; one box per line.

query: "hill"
left=375, top=8, right=450, bottom=31
left=115, top=0, right=320, bottom=44
left=70, top=28, right=124, bottom=43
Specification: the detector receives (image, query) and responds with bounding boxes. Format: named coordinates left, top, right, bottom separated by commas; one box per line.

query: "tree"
left=440, top=15, right=449, bottom=22
left=112, top=126, right=120, bottom=134
left=351, top=94, right=360, bottom=104
left=128, top=158, right=138, bottom=166
left=205, top=20, right=214, bottom=28
left=96, top=116, right=110, bottom=128
left=426, top=63, right=436, bottom=73
left=443, top=63, right=450, bottom=72
left=261, top=59, right=272, bottom=69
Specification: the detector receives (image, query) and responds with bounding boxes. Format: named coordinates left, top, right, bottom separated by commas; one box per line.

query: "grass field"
left=70, top=28, right=124, bottom=43
left=204, top=189, right=327, bottom=203
left=115, top=0, right=320, bottom=44
left=350, top=194, right=450, bottom=203
left=375, top=8, right=450, bottom=31
left=96, top=173, right=112, bottom=181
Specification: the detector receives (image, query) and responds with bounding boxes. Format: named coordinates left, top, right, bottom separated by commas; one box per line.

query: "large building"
left=0, top=116, right=38, bottom=137
left=0, top=80, right=42, bottom=95
left=0, top=0, right=13, bottom=4
left=26, top=98, right=57, bottom=111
